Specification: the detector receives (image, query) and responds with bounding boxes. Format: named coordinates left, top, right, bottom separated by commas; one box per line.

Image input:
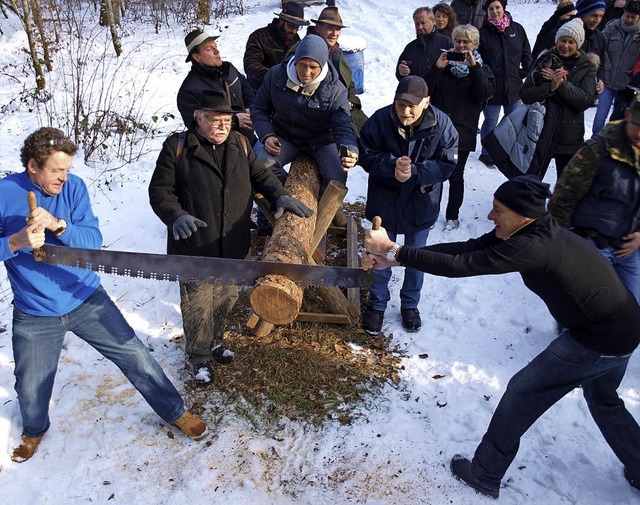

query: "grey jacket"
left=602, top=18, right=640, bottom=91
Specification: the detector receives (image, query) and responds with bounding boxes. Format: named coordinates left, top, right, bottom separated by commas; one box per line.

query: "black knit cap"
left=493, top=175, right=551, bottom=218
left=483, top=0, right=507, bottom=12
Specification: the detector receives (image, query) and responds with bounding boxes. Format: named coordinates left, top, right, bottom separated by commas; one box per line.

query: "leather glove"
left=172, top=214, right=207, bottom=240
left=274, top=195, right=314, bottom=219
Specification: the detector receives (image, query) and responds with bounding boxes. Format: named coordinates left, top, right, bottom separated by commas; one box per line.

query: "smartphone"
left=446, top=51, right=466, bottom=62
left=339, top=145, right=349, bottom=158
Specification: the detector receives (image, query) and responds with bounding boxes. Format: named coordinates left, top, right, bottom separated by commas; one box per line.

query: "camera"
left=446, top=51, right=466, bottom=62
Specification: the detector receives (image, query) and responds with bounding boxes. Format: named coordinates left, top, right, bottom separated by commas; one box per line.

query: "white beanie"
left=555, top=18, right=585, bottom=48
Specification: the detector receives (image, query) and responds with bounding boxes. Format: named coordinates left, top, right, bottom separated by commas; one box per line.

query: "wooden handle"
left=28, top=191, right=37, bottom=213
left=372, top=216, right=382, bottom=230
left=27, top=191, right=46, bottom=261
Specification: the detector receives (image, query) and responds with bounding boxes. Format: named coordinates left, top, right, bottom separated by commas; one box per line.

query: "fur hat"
left=184, top=29, right=219, bottom=63
left=311, top=7, right=349, bottom=28
left=482, top=0, right=507, bottom=13
left=276, top=2, right=309, bottom=27
left=576, top=0, right=606, bottom=18
left=494, top=175, right=551, bottom=218
left=394, top=76, right=429, bottom=105
left=293, top=34, right=329, bottom=67
left=555, top=17, right=585, bottom=47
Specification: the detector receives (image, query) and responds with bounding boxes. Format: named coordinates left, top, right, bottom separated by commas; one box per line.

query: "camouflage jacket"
left=549, top=120, right=640, bottom=239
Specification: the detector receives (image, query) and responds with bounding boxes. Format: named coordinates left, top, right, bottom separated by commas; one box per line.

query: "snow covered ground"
left=1, top=0, right=639, bottom=503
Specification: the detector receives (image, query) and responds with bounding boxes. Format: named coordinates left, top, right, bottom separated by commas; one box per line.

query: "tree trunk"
left=249, top=156, right=320, bottom=324
left=196, top=0, right=210, bottom=25
left=101, top=0, right=122, bottom=56
left=30, top=0, right=51, bottom=71
left=16, top=0, right=45, bottom=91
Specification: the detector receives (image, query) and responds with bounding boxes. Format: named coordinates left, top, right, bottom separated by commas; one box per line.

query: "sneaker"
left=478, top=154, right=495, bottom=168
left=171, top=411, right=208, bottom=440
left=11, top=435, right=43, bottom=463
left=625, top=467, right=640, bottom=491
left=444, top=219, right=459, bottom=231
left=362, top=305, right=384, bottom=334
left=188, top=361, right=213, bottom=383
left=212, top=344, right=236, bottom=365
left=401, top=308, right=421, bottom=332
left=450, top=454, right=500, bottom=499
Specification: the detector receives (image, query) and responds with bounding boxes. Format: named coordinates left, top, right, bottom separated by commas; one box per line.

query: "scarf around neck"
left=488, top=14, right=511, bottom=32
left=449, top=49, right=484, bottom=78
left=286, top=58, right=329, bottom=96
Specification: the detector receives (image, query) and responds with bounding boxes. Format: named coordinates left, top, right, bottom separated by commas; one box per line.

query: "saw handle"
left=27, top=191, right=46, bottom=262
left=372, top=216, right=382, bottom=231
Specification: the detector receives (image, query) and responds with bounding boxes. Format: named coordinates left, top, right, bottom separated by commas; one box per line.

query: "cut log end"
left=250, top=274, right=303, bottom=325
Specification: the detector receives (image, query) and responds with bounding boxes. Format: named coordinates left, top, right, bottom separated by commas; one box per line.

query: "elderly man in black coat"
left=364, top=175, right=640, bottom=499
left=150, top=89, right=312, bottom=382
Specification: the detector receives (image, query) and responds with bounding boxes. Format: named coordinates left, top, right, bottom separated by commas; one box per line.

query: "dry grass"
left=183, top=202, right=405, bottom=429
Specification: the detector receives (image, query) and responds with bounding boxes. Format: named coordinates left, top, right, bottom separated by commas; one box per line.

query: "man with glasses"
left=549, top=92, right=640, bottom=303
left=149, top=89, right=312, bottom=383
left=244, top=2, right=309, bottom=91
left=178, top=29, right=255, bottom=142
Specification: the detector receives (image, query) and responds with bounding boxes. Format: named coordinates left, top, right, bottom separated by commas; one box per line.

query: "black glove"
left=274, top=195, right=314, bottom=219
left=172, top=214, right=207, bottom=240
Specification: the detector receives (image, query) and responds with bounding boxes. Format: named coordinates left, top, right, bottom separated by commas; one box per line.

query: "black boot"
left=450, top=455, right=500, bottom=499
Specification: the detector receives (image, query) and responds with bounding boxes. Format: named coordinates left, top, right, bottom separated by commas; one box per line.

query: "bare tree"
left=10, top=0, right=46, bottom=91
left=100, top=0, right=122, bottom=56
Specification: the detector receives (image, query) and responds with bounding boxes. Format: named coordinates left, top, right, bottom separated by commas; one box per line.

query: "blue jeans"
left=480, top=102, right=520, bottom=156
left=589, top=240, right=640, bottom=304
left=592, top=86, right=616, bottom=134
left=12, top=285, right=185, bottom=437
left=368, top=228, right=430, bottom=311
left=470, top=331, right=640, bottom=488
left=254, top=137, right=347, bottom=190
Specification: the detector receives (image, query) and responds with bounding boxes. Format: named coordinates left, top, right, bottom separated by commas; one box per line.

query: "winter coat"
left=601, top=18, right=640, bottom=91
left=250, top=58, right=357, bottom=152
left=481, top=101, right=547, bottom=178
left=451, top=0, right=485, bottom=28
left=397, top=213, right=640, bottom=355
left=149, top=129, right=286, bottom=259
left=549, top=120, right=640, bottom=243
left=518, top=49, right=597, bottom=177
left=583, top=26, right=607, bottom=81
left=427, top=61, right=495, bottom=152
left=177, top=62, right=255, bottom=130
left=395, top=31, right=454, bottom=81
left=479, top=14, right=532, bottom=105
left=243, top=19, right=301, bottom=91
left=358, top=104, right=459, bottom=234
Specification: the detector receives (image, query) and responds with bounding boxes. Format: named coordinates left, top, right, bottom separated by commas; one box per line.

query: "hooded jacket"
left=359, top=104, right=458, bottom=234
left=250, top=56, right=357, bottom=152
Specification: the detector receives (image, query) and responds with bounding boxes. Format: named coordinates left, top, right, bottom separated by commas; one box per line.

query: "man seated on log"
left=363, top=175, right=640, bottom=499
left=149, top=89, right=313, bottom=383
left=251, top=34, right=358, bottom=191
left=1, top=128, right=207, bottom=463
left=290, top=6, right=368, bottom=137
left=178, top=29, right=256, bottom=143
left=243, top=1, right=309, bottom=92
left=358, top=75, right=458, bottom=334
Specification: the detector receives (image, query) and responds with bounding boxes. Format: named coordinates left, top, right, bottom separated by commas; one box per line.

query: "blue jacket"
left=250, top=58, right=357, bottom=153
left=359, top=104, right=458, bottom=234
left=0, top=171, right=102, bottom=316
left=395, top=31, right=453, bottom=81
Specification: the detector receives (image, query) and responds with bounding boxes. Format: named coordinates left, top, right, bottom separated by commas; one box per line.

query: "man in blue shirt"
left=0, top=128, right=206, bottom=463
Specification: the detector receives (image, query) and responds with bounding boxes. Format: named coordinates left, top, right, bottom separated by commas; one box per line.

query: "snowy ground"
left=1, top=0, right=639, bottom=503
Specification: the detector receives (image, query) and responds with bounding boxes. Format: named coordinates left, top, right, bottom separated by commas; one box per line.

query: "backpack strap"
left=233, top=130, right=249, bottom=156
left=175, top=131, right=187, bottom=165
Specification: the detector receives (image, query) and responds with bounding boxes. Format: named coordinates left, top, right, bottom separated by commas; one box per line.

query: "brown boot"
left=171, top=411, right=207, bottom=440
left=11, top=435, right=43, bottom=463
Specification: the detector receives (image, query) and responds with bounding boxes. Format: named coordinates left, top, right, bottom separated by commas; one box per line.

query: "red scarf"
left=488, top=15, right=511, bottom=32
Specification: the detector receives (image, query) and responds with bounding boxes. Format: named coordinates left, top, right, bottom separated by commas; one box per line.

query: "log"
left=249, top=156, right=320, bottom=324
left=309, top=180, right=348, bottom=264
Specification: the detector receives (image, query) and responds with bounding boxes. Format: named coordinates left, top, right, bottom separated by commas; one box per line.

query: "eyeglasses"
left=283, top=20, right=303, bottom=31
left=202, top=116, right=232, bottom=128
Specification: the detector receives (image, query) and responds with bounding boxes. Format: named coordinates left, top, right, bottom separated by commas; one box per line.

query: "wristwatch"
left=386, top=243, right=400, bottom=261
left=53, top=219, right=67, bottom=237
